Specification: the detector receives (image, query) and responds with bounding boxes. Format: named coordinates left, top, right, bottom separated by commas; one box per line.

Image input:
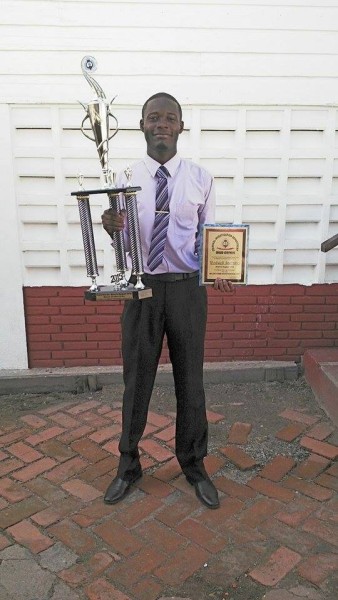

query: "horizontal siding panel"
left=13, top=0, right=337, bottom=4
left=201, top=53, right=338, bottom=77
left=1, top=51, right=201, bottom=76
left=1, top=27, right=337, bottom=54
left=3, top=2, right=338, bottom=30
left=3, top=51, right=338, bottom=78
left=18, top=0, right=338, bottom=5
left=2, top=75, right=338, bottom=106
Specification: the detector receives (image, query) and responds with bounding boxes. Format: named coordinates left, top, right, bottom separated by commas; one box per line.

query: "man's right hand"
left=101, top=208, right=126, bottom=238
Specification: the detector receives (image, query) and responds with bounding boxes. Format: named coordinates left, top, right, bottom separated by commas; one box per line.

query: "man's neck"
left=147, top=149, right=177, bottom=165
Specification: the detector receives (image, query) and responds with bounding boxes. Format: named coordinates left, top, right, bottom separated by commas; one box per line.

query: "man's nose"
left=157, top=117, right=169, bottom=128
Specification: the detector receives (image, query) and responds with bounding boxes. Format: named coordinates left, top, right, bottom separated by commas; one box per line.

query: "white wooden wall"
left=2, top=0, right=338, bottom=106
left=1, top=0, right=338, bottom=368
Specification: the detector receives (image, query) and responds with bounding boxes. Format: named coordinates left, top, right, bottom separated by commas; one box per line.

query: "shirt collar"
left=143, top=154, right=180, bottom=178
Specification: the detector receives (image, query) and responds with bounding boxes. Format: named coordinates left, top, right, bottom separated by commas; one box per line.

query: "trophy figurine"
left=71, top=56, right=152, bottom=301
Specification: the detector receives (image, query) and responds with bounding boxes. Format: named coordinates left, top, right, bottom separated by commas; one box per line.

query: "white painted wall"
left=2, top=0, right=338, bottom=106
left=0, top=106, right=28, bottom=369
left=1, top=0, right=338, bottom=368
left=9, top=103, right=338, bottom=288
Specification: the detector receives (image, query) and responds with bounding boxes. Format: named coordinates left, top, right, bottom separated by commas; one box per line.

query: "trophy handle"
left=108, top=112, right=119, bottom=140
left=80, top=112, right=118, bottom=142
left=80, top=115, right=96, bottom=142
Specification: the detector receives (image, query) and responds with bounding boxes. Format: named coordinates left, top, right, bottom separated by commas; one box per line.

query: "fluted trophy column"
left=71, top=56, right=151, bottom=301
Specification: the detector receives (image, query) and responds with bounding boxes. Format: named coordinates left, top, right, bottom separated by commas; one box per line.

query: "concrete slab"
left=0, top=361, right=299, bottom=396
left=0, top=545, right=55, bottom=600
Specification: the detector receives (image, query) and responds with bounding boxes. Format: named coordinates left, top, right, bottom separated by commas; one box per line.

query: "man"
left=101, top=92, right=233, bottom=510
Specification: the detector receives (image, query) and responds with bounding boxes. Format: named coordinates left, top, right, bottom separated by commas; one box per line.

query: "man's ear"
left=140, top=119, right=144, bottom=132
left=179, top=120, right=184, bottom=134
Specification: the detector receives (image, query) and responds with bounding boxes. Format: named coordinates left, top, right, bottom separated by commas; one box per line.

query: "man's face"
left=140, top=97, right=184, bottom=159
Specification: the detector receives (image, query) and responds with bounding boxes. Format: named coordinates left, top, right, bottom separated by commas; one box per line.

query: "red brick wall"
left=23, top=284, right=338, bottom=368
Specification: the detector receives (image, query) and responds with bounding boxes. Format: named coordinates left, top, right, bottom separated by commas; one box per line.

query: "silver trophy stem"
left=77, top=195, right=99, bottom=290
left=124, top=190, right=145, bottom=289
left=108, top=191, right=128, bottom=286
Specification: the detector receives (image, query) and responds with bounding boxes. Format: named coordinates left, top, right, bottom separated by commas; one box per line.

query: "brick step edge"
left=303, top=350, right=338, bottom=427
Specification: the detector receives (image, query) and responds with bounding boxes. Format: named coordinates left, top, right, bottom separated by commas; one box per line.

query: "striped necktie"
left=147, top=165, right=170, bottom=272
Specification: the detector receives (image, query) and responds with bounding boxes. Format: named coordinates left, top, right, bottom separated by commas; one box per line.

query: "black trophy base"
left=85, top=284, right=152, bottom=302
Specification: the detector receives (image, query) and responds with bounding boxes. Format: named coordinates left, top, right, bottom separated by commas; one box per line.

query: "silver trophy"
left=71, top=56, right=151, bottom=301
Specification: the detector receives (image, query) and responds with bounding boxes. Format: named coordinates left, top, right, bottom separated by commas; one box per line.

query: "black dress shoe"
left=104, top=472, right=142, bottom=505
left=193, top=479, right=220, bottom=509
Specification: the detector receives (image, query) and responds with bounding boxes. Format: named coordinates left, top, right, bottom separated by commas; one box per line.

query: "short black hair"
left=142, top=92, right=182, bottom=120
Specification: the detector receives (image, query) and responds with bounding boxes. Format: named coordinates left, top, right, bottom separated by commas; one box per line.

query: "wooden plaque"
left=200, top=224, right=249, bottom=285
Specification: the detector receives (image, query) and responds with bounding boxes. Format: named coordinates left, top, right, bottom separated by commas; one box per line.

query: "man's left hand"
left=213, top=278, right=235, bottom=293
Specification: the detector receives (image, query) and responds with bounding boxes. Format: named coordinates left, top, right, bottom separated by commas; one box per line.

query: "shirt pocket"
left=174, top=198, right=200, bottom=237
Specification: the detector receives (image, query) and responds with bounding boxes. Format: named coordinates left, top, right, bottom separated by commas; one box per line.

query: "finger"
left=213, top=278, right=223, bottom=291
left=214, top=278, right=235, bottom=293
left=101, top=210, right=125, bottom=232
left=222, top=279, right=234, bottom=292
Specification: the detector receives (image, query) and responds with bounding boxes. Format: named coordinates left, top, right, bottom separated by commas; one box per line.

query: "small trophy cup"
left=71, top=56, right=152, bottom=301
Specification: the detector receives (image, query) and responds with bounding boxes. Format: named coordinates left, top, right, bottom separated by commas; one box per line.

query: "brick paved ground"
left=0, top=382, right=337, bottom=600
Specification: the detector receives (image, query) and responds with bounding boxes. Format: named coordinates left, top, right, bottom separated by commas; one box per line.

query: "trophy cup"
left=71, top=56, right=152, bottom=301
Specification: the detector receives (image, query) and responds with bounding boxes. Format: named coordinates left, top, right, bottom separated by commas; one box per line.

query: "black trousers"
left=117, top=273, right=209, bottom=483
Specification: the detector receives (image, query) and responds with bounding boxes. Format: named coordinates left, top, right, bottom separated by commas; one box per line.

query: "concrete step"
left=0, top=361, right=299, bottom=396
left=303, top=348, right=338, bottom=426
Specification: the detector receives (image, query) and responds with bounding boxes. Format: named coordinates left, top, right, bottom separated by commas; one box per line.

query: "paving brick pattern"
left=0, top=401, right=337, bottom=600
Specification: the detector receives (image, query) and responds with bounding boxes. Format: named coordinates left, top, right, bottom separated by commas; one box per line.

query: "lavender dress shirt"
left=117, top=153, right=216, bottom=274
